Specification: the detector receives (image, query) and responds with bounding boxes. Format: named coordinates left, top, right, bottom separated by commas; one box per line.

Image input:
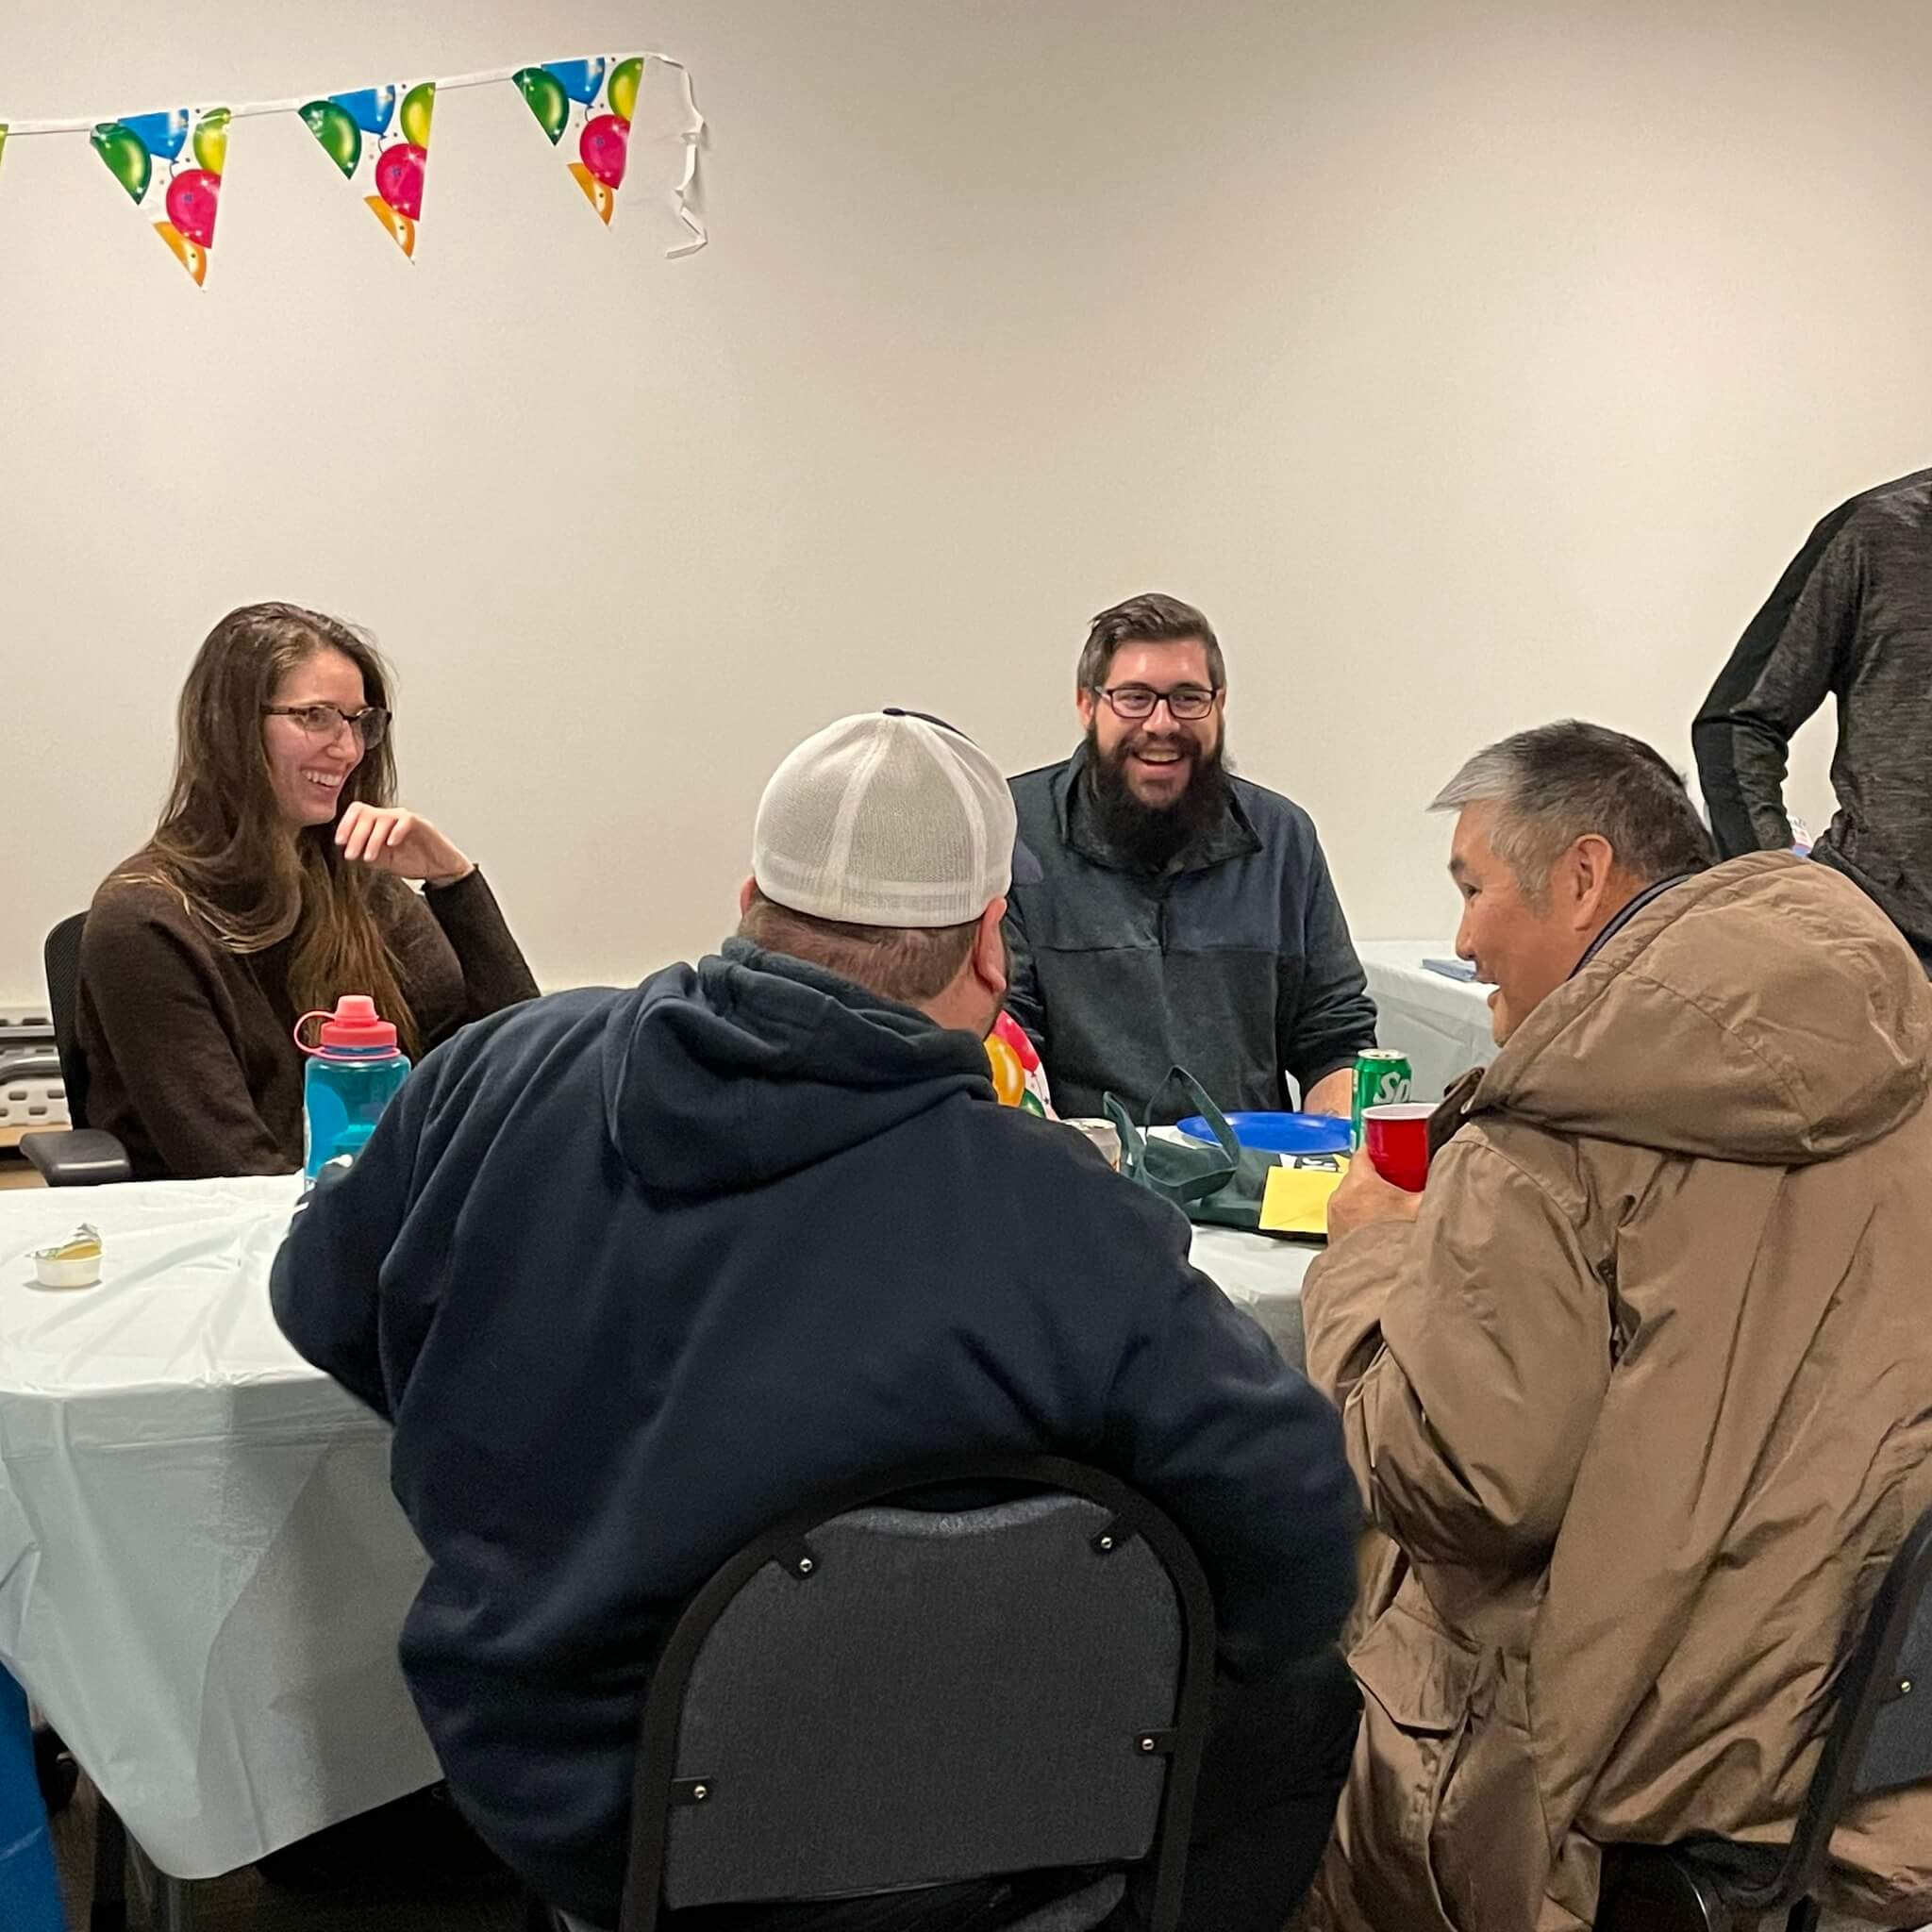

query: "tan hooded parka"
left=1304, top=855, right=1932, bottom=1931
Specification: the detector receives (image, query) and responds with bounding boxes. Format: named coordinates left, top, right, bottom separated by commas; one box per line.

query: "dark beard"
left=1083, top=724, right=1234, bottom=873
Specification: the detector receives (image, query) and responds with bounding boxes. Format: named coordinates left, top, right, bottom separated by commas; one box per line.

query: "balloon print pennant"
left=299, top=81, right=435, bottom=258
left=91, top=107, right=229, bottom=286
left=513, top=56, right=641, bottom=225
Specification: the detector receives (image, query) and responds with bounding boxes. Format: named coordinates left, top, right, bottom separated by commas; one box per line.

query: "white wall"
left=7, top=0, right=1924, bottom=1004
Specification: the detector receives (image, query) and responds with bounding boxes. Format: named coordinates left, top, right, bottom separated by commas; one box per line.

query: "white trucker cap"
left=752, top=710, right=1030, bottom=928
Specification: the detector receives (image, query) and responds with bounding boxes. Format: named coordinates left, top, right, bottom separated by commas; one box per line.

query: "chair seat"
left=1005, top=1873, right=1124, bottom=1930
left=554, top=1878, right=1123, bottom=1932
left=1597, top=1846, right=1732, bottom=1930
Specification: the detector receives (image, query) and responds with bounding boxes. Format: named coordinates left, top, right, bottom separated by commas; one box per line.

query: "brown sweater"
left=76, top=858, right=539, bottom=1180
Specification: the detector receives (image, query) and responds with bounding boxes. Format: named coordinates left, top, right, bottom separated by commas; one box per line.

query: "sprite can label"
left=1352, top=1049, right=1413, bottom=1145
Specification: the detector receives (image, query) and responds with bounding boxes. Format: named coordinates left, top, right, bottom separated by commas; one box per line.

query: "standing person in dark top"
left=1006, top=592, right=1377, bottom=1123
left=1694, top=468, right=1932, bottom=970
left=77, top=602, right=537, bottom=1178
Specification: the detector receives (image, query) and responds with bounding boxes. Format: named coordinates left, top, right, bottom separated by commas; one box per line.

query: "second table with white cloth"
left=0, top=1172, right=1315, bottom=1882
left=1356, top=940, right=1498, bottom=1102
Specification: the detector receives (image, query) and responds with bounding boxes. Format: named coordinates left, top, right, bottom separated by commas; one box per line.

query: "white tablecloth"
left=1190, top=1225, right=1313, bottom=1367
left=1357, top=940, right=1498, bottom=1103
left=0, top=1177, right=440, bottom=1877
left=0, top=1174, right=1312, bottom=1878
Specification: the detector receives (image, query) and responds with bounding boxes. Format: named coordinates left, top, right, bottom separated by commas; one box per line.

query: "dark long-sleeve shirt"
left=76, top=858, right=537, bottom=1178
left=1694, top=468, right=1932, bottom=962
left=1005, top=748, right=1377, bottom=1122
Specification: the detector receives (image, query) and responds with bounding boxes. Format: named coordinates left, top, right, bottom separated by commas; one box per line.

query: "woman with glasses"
left=76, top=601, right=537, bottom=1179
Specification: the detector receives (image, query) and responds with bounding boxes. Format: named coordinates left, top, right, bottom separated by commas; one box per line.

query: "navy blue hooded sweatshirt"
left=271, top=941, right=1357, bottom=1926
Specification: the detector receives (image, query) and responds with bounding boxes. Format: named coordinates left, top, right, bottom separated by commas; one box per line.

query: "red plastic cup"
left=1363, top=1102, right=1435, bottom=1192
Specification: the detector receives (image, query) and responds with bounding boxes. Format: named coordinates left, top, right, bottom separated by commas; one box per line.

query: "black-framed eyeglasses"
left=262, top=704, right=391, bottom=747
left=1090, top=684, right=1221, bottom=723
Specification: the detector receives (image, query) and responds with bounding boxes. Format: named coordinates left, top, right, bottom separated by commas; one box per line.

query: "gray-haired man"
left=1298, top=720, right=1932, bottom=1932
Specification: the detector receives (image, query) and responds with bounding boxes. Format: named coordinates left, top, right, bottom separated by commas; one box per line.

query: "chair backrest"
left=619, top=1457, right=1215, bottom=1932
left=1848, top=1505, right=1932, bottom=1800
left=43, top=915, right=89, bottom=1129
left=1730, top=1495, right=1932, bottom=1913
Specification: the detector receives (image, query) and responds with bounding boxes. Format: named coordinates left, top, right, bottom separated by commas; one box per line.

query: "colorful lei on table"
left=985, top=1010, right=1052, bottom=1116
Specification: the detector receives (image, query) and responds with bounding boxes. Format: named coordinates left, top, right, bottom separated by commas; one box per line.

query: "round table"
left=1189, top=1224, right=1313, bottom=1368
left=0, top=1173, right=1314, bottom=1880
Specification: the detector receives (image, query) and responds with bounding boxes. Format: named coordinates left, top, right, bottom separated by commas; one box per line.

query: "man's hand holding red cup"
left=1324, top=1150, right=1424, bottom=1241
left=1324, top=1102, right=1439, bottom=1241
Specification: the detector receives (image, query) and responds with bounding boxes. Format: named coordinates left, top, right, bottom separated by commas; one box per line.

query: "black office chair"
left=539, top=1456, right=1214, bottom=1932
left=1598, top=1496, right=1932, bottom=1932
left=21, top=914, right=130, bottom=1187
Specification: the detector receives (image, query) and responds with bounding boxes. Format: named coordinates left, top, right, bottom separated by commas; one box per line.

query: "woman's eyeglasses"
left=263, top=704, right=391, bottom=747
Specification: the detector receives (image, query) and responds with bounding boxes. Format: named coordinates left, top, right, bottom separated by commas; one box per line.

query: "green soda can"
left=1351, top=1049, right=1413, bottom=1146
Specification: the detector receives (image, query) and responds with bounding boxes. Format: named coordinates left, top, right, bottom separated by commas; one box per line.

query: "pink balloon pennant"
left=516, top=55, right=641, bottom=226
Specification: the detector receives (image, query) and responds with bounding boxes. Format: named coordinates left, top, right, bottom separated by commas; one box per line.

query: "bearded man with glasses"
left=1006, top=593, right=1376, bottom=1123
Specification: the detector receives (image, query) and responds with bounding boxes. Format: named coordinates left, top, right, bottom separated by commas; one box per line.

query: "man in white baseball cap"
left=736, top=708, right=1040, bottom=1036
left=275, top=710, right=1360, bottom=1932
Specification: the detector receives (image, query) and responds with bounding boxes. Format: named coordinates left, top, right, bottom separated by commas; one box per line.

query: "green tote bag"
left=1103, top=1068, right=1279, bottom=1233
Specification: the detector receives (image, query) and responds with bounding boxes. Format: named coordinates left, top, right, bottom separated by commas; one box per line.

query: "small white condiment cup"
left=30, top=1224, right=102, bottom=1290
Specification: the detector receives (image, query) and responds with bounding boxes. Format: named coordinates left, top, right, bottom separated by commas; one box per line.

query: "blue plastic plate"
left=1175, top=1111, right=1353, bottom=1155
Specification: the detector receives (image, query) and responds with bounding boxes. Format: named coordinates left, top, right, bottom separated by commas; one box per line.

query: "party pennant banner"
left=11, top=56, right=706, bottom=284
left=91, top=106, right=229, bottom=285
left=513, top=56, right=641, bottom=225
left=300, top=80, right=435, bottom=258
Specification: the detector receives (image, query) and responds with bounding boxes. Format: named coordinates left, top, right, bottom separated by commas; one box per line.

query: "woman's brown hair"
left=129, top=601, right=422, bottom=1056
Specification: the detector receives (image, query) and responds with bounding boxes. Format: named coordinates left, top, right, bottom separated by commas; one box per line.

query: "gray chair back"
left=1847, top=1504, right=1932, bottom=1801
left=618, top=1457, right=1214, bottom=1932
left=1600, top=1495, right=1932, bottom=1932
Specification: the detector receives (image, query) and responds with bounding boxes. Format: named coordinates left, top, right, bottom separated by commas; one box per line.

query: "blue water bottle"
left=296, top=995, right=411, bottom=1186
